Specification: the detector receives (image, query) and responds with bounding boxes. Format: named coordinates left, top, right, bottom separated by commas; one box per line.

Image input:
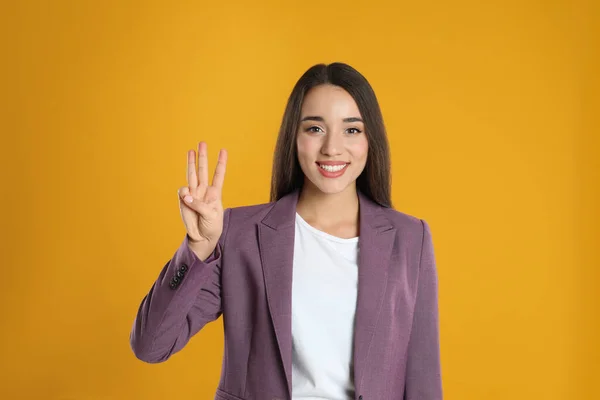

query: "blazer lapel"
left=353, top=191, right=396, bottom=392
left=258, top=190, right=299, bottom=397
left=257, top=189, right=396, bottom=397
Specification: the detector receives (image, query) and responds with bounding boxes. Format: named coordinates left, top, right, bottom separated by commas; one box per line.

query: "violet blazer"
left=130, top=189, right=442, bottom=400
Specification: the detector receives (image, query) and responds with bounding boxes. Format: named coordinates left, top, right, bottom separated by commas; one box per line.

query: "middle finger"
left=197, top=141, right=209, bottom=186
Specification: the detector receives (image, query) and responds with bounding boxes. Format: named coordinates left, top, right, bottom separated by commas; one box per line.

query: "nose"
left=320, top=132, right=343, bottom=156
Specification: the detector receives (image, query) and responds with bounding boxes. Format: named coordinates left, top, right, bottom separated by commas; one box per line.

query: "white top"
left=291, top=212, right=359, bottom=400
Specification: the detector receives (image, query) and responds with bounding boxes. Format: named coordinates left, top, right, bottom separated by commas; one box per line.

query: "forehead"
left=301, top=84, right=361, bottom=117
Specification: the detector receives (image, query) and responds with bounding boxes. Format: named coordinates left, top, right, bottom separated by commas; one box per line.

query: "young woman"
left=130, top=63, right=442, bottom=400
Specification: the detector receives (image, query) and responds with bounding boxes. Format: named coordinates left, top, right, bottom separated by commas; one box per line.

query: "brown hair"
left=270, top=62, right=392, bottom=208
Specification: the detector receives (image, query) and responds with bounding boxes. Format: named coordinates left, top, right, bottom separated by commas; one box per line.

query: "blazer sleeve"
left=129, top=207, right=232, bottom=363
left=404, top=219, right=443, bottom=399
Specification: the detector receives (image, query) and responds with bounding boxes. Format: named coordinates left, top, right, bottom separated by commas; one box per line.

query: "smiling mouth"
left=316, top=162, right=348, bottom=172
left=315, top=162, right=350, bottom=177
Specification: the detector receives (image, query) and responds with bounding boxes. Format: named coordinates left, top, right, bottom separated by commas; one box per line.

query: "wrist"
left=187, top=236, right=217, bottom=261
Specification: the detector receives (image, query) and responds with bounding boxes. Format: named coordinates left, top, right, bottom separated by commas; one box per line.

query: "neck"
left=296, top=181, right=360, bottom=225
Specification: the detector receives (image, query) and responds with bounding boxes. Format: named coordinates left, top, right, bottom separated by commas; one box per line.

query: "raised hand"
left=178, top=142, right=227, bottom=257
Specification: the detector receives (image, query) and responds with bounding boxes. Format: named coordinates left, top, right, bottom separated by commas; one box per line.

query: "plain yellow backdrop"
left=2, top=0, right=598, bottom=399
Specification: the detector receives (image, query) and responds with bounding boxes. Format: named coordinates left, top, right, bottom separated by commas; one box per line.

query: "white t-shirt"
left=291, top=212, right=359, bottom=400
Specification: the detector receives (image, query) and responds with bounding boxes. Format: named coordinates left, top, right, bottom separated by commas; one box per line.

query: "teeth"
left=319, top=163, right=347, bottom=172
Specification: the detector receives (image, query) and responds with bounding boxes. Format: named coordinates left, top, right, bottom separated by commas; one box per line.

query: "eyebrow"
left=300, top=116, right=363, bottom=123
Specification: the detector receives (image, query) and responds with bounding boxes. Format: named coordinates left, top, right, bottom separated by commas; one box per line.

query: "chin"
left=309, top=176, right=354, bottom=195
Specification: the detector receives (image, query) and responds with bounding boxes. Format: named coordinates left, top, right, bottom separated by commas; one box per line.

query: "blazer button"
left=176, top=270, right=185, bottom=279
left=179, top=264, right=188, bottom=272
left=358, top=395, right=363, bottom=400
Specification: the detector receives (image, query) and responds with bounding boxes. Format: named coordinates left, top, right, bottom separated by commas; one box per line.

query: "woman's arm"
left=404, top=219, right=443, bottom=399
left=129, top=207, right=232, bottom=363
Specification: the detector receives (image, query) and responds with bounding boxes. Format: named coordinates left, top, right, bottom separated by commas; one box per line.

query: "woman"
left=130, top=63, right=442, bottom=400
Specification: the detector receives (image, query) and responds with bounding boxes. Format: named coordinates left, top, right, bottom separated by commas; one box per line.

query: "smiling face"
left=296, top=84, right=369, bottom=196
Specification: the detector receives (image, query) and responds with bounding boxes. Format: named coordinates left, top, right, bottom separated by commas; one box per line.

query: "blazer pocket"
left=215, top=388, right=246, bottom=400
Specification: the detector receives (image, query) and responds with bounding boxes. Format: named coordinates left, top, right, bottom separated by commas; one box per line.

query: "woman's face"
left=296, top=84, right=369, bottom=196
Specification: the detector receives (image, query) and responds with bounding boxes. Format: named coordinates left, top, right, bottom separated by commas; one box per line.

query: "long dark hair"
left=270, top=62, right=392, bottom=208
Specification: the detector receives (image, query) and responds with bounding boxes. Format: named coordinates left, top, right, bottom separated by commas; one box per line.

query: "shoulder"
left=380, top=207, right=424, bottom=228
left=218, top=202, right=275, bottom=243
left=378, top=206, right=431, bottom=242
left=224, top=201, right=276, bottom=225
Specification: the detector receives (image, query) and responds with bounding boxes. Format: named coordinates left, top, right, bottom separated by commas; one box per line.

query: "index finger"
left=211, top=148, right=228, bottom=191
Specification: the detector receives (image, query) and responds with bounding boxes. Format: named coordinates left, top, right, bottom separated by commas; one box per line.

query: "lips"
left=316, top=161, right=350, bottom=178
left=316, top=161, right=349, bottom=166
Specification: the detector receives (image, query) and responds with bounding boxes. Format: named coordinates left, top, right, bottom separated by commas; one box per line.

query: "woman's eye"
left=304, top=126, right=361, bottom=134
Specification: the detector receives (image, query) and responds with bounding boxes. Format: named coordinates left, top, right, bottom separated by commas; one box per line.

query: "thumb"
left=178, top=186, right=194, bottom=204
left=178, top=187, right=212, bottom=215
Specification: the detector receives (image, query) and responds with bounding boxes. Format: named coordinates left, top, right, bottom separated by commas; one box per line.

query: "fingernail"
left=184, top=195, right=193, bottom=203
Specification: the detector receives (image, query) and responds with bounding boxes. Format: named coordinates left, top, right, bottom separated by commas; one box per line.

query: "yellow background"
left=2, top=0, right=598, bottom=399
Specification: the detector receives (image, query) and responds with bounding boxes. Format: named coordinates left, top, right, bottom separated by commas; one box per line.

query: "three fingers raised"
left=186, top=143, right=227, bottom=197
